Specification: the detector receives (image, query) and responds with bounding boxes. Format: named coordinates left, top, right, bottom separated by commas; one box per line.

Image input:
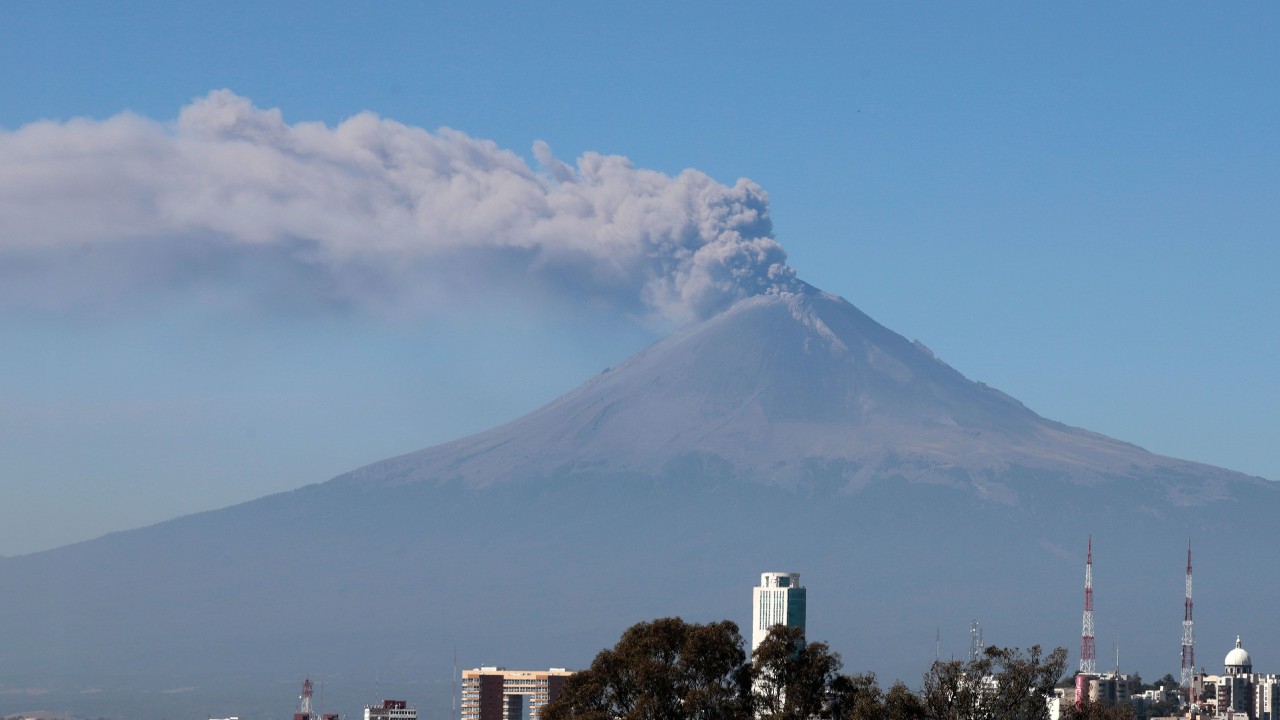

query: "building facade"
left=1075, top=671, right=1135, bottom=710
left=364, top=700, right=416, bottom=720
left=751, top=572, right=806, bottom=652
left=1255, top=676, right=1280, bottom=720
left=460, top=667, right=573, bottom=720
left=1190, top=636, right=1280, bottom=720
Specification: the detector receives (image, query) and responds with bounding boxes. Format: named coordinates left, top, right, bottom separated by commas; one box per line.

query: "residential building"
left=1255, top=676, right=1280, bottom=720
left=460, top=667, right=573, bottom=720
left=1075, top=672, right=1133, bottom=707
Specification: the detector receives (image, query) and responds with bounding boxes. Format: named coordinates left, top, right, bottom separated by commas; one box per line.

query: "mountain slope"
left=347, top=287, right=1259, bottom=502
left=1, top=287, right=1274, bottom=720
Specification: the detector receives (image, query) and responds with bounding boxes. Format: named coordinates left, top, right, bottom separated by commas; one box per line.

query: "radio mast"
left=1080, top=536, right=1096, bottom=674
left=1181, top=540, right=1195, bottom=696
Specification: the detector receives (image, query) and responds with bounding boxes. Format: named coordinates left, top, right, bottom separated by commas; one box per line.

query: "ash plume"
left=0, top=90, right=798, bottom=324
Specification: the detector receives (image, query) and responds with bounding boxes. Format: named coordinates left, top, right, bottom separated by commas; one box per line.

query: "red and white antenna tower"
left=1080, top=536, right=1096, bottom=674
left=300, top=678, right=315, bottom=719
left=1181, top=540, right=1195, bottom=694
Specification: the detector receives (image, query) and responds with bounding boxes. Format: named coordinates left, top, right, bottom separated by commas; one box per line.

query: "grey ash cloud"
left=0, top=90, right=798, bottom=325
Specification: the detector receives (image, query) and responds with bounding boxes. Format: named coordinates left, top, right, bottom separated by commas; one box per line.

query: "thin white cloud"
left=0, top=90, right=798, bottom=324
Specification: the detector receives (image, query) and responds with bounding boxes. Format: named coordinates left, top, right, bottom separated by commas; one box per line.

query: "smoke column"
left=0, top=90, right=799, bottom=325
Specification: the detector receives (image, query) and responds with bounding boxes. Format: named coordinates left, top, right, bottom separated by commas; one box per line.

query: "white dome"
left=1225, top=636, right=1252, bottom=668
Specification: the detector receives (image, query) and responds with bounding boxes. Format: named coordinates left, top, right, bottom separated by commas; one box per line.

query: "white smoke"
left=0, top=90, right=798, bottom=324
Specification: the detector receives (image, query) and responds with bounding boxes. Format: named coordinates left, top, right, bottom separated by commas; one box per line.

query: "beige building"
left=1075, top=672, right=1134, bottom=706
left=460, top=667, right=574, bottom=720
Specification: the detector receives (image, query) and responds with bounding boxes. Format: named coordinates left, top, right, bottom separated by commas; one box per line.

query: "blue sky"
left=1, top=2, right=1276, bottom=556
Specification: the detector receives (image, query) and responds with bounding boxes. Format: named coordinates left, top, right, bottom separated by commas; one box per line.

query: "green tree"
left=984, top=645, right=1068, bottom=720
left=752, top=626, right=924, bottom=720
left=825, top=672, right=883, bottom=720
left=543, top=617, right=1054, bottom=720
left=920, top=645, right=1067, bottom=720
left=751, top=625, right=842, bottom=720
left=541, top=617, right=750, bottom=720
left=1140, top=673, right=1178, bottom=693
left=882, top=681, right=927, bottom=720
left=921, top=658, right=985, bottom=720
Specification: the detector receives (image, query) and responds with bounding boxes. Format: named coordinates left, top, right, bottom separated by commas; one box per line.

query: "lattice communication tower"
left=299, top=678, right=314, bottom=718
left=1181, top=540, right=1195, bottom=693
left=1080, top=536, right=1096, bottom=674
left=969, top=619, right=984, bottom=663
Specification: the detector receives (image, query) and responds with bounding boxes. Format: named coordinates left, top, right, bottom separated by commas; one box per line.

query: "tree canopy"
left=541, top=617, right=749, bottom=720
left=921, top=645, right=1067, bottom=720
left=542, top=618, right=1066, bottom=720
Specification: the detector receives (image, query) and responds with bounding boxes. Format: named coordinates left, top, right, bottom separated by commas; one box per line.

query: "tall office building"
left=752, top=572, right=806, bottom=652
left=460, top=667, right=573, bottom=720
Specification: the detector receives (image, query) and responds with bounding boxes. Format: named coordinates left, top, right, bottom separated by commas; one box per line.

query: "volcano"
left=1, top=286, right=1274, bottom=720
left=346, top=286, right=1250, bottom=502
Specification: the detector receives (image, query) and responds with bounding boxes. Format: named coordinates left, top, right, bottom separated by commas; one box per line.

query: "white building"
left=1047, top=688, right=1068, bottom=720
left=1218, top=637, right=1255, bottom=717
left=1196, top=636, right=1280, bottom=720
left=1255, top=676, right=1280, bottom=720
left=751, top=572, right=806, bottom=652
left=364, top=700, right=415, bottom=720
